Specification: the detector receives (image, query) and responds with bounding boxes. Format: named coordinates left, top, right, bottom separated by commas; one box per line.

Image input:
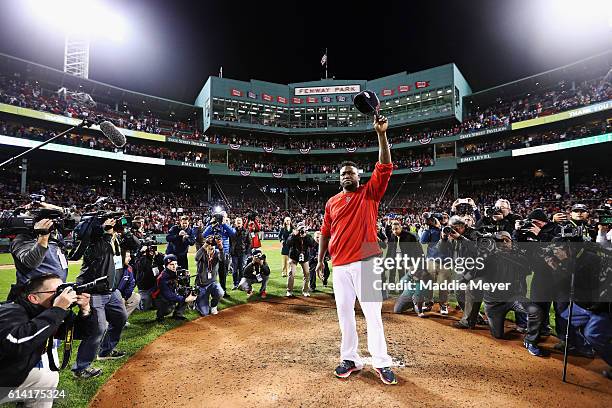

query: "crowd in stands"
left=0, top=121, right=208, bottom=163
left=0, top=73, right=200, bottom=139
left=2, top=168, right=609, bottom=237
left=2, top=70, right=611, bottom=152
left=460, top=119, right=612, bottom=157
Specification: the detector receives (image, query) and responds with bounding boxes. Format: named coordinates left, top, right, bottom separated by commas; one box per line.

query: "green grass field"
left=0, top=241, right=335, bottom=408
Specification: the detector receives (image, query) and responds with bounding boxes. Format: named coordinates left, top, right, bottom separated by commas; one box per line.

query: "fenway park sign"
left=294, top=85, right=360, bottom=96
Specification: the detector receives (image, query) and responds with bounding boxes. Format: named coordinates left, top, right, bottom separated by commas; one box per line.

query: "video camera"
left=423, top=212, right=443, bottom=223
left=68, top=207, right=127, bottom=261
left=55, top=276, right=109, bottom=300
left=175, top=268, right=200, bottom=297
left=484, top=206, right=503, bottom=218
left=0, top=194, right=74, bottom=237
left=514, top=219, right=538, bottom=242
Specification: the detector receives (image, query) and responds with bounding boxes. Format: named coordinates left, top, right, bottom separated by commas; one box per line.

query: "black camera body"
left=55, top=276, right=109, bottom=298
left=175, top=268, right=199, bottom=297
left=247, top=210, right=258, bottom=222
left=442, top=225, right=454, bottom=235
left=514, top=219, right=538, bottom=242
left=0, top=207, right=71, bottom=237
left=595, top=205, right=612, bottom=226
left=484, top=206, right=503, bottom=218
left=210, top=213, right=224, bottom=226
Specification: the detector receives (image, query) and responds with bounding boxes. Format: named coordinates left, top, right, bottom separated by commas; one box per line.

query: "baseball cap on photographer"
left=251, top=248, right=264, bottom=258
left=163, top=254, right=177, bottom=266
left=571, top=204, right=588, bottom=212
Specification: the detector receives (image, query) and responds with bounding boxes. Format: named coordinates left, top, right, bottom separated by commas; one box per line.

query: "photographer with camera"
left=0, top=274, right=92, bottom=405
left=437, top=216, right=485, bottom=329
left=451, top=198, right=481, bottom=221
left=165, top=215, right=196, bottom=269
left=552, top=204, right=597, bottom=242
left=544, top=243, right=612, bottom=379
left=308, top=231, right=330, bottom=291
left=117, top=251, right=141, bottom=322
left=279, top=217, right=293, bottom=278
left=238, top=249, right=271, bottom=298
left=8, top=201, right=70, bottom=301
left=286, top=222, right=316, bottom=297
left=476, top=199, right=521, bottom=235
left=481, top=231, right=546, bottom=357
left=194, top=237, right=224, bottom=316
left=203, top=211, right=236, bottom=297
left=420, top=212, right=451, bottom=314
left=230, top=217, right=251, bottom=290
left=134, top=241, right=164, bottom=311
left=72, top=217, right=128, bottom=379
left=385, top=220, right=423, bottom=298
left=152, top=254, right=197, bottom=322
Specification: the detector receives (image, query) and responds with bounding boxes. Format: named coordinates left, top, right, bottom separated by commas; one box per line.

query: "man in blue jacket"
left=152, top=255, right=196, bottom=322
left=166, top=215, right=196, bottom=269
left=203, top=211, right=236, bottom=297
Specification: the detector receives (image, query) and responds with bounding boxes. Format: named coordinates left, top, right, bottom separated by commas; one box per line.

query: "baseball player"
left=316, top=115, right=397, bottom=385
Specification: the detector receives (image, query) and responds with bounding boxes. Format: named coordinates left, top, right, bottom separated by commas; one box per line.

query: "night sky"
left=0, top=0, right=611, bottom=104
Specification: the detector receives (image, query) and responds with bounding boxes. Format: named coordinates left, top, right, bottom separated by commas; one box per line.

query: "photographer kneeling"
left=482, top=231, right=545, bottom=357
left=238, top=249, right=271, bottom=298
left=152, top=255, right=197, bottom=322
left=0, top=274, right=91, bottom=407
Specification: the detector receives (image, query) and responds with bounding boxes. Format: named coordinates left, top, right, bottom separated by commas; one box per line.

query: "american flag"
left=321, top=53, right=327, bottom=66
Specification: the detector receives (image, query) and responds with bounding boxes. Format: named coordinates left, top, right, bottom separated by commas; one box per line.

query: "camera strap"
left=44, top=311, right=75, bottom=371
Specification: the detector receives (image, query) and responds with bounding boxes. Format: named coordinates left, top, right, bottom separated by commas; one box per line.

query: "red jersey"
left=320, top=162, right=393, bottom=266
left=249, top=220, right=261, bottom=248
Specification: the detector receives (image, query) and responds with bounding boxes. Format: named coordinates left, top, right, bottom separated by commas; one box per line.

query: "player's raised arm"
left=374, top=115, right=391, bottom=164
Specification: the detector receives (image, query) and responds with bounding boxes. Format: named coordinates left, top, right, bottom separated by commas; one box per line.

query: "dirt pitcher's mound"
left=91, top=295, right=611, bottom=408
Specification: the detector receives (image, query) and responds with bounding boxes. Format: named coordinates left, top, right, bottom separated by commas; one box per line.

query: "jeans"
left=138, top=288, right=154, bottom=311
left=73, top=290, right=127, bottom=372
left=231, top=254, right=247, bottom=287
left=561, top=304, right=612, bottom=365
left=154, top=297, right=187, bottom=320
left=195, top=282, right=224, bottom=316
left=218, top=253, right=230, bottom=292
left=485, top=299, right=543, bottom=344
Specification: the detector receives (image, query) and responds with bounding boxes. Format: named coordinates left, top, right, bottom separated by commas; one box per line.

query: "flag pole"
left=325, top=48, right=328, bottom=79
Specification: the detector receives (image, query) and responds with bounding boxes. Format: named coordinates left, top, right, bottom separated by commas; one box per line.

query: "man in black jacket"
left=0, top=274, right=92, bottom=402
left=476, top=199, right=521, bottom=234
left=134, top=244, right=165, bottom=311
left=238, top=249, right=271, bottom=298
left=72, top=218, right=129, bottom=379
left=230, top=217, right=251, bottom=290
left=308, top=231, right=330, bottom=291
left=385, top=220, right=423, bottom=296
left=482, top=232, right=545, bottom=357
left=286, top=223, right=316, bottom=297
left=437, top=216, right=484, bottom=329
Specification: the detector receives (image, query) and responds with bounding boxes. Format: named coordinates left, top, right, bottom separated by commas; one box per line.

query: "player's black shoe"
left=374, top=367, right=398, bottom=385
left=334, top=360, right=361, bottom=378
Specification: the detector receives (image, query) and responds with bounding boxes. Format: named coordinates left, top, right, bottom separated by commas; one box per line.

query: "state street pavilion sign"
left=294, top=85, right=361, bottom=96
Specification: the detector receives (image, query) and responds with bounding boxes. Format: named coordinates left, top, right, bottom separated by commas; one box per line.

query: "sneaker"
left=303, top=292, right=310, bottom=297
left=73, top=367, right=102, bottom=379
left=286, top=291, right=293, bottom=297
left=260, top=291, right=267, bottom=298
left=247, top=290, right=254, bottom=298
left=452, top=321, right=473, bottom=330
left=440, top=304, right=449, bottom=315
left=417, top=312, right=426, bottom=318
left=232, top=285, right=239, bottom=290
left=477, top=313, right=489, bottom=326
left=552, top=341, right=595, bottom=358
left=524, top=340, right=546, bottom=357
left=223, top=293, right=231, bottom=299
left=374, top=367, right=398, bottom=385
left=211, top=306, right=218, bottom=315
left=171, top=315, right=187, bottom=321
left=97, top=350, right=126, bottom=360
left=422, top=302, right=433, bottom=312
left=334, top=360, right=361, bottom=378
left=124, top=321, right=131, bottom=328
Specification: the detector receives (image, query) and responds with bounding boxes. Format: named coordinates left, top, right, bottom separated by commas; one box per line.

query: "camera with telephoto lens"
left=141, top=236, right=158, bottom=253
left=55, top=277, right=109, bottom=302
left=210, top=212, right=224, bottom=226
left=297, top=225, right=307, bottom=235
left=442, top=225, right=454, bottom=235
left=68, top=207, right=126, bottom=261
left=423, top=212, right=443, bottom=223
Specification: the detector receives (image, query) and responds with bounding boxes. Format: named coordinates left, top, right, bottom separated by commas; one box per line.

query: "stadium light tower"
left=27, top=0, right=126, bottom=101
